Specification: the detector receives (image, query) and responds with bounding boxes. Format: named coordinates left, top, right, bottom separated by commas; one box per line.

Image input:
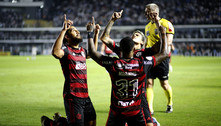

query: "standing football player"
left=144, top=3, right=174, bottom=114
left=51, top=14, right=100, bottom=126
left=87, top=12, right=168, bottom=126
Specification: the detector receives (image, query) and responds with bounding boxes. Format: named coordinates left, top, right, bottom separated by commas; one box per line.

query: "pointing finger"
left=92, top=17, right=95, bottom=25
left=64, top=14, right=66, bottom=21
left=120, top=10, right=123, bottom=14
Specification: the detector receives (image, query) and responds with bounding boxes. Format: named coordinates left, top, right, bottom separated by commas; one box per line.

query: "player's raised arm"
left=153, top=11, right=174, bottom=53
left=94, top=24, right=100, bottom=51
left=100, top=10, right=123, bottom=50
left=154, top=25, right=170, bottom=66
left=52, top=14, right=73, bottom=59
left=86, top=19, right=103, bottom=64
left=93, top=17, right=100, bottom=51
left=86, top=17, right=100, bottom=59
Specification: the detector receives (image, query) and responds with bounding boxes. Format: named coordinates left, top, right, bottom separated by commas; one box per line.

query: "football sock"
left=164, top=85, right=173, bottom=106
left=146, top=87, right=154, bottom=112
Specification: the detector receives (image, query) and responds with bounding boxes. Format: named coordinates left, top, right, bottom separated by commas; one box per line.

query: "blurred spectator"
left=0, top=0, right=220, bottom=28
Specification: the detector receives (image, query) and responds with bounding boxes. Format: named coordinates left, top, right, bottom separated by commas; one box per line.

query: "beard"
left=67, top=36, right=83, bottom=46
left=72, top=37, right=83, bottom=44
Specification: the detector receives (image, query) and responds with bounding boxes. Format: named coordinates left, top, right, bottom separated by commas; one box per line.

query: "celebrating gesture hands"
left=86, top=17, right=101, bottom=33
left=95, top=23, right=101, bottom=34
left=111, top=10, right=123, bottom=21
left=86, top=17, right=96, bottom=32
left=62, top=14, right=73, bottom=31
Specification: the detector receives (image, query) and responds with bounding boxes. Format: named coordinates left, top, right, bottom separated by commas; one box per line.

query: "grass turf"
left=0, top=56, right=220, bottom=126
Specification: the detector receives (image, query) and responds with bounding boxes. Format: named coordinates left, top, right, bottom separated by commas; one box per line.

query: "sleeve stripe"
left=152, top=56, right=156, bottom=67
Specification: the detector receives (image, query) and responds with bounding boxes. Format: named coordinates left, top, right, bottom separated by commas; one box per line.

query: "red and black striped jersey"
left=99, top=56, right=156, bottom=116
left=112, top=44, right=154, bottom=90
left=60, top=45, right=88, bottom=98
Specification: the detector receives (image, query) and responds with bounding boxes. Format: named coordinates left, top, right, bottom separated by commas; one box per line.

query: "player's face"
left=68, top=26, right=82, bottom=39
left=132, top=32, right=143, bottom=45
left=66, top=26, right=83, bottom=44
left=145, top=7, right=158, bottom=21
left=132, top=32, right=143, bottom=49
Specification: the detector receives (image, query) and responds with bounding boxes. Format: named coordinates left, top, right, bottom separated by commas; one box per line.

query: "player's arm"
left=152, top=22, right=174, bottom=55
left=87, top=19, right=103, bottom=64
left=143, top=14, right=162, bottom=56
left=153, top=14, right=169, bottom=65
left=149, top=42, right=161, bottom=55
left=167, top=34, right=174, bottom=52
left=93, top=17, right=100, bottom=51
left=52, top=14, right=73, bottom=59
left=87, top=17, right=100, bottom=59
left=100, top=10, right=123, bottom=50
left=170, top=43, right=175, bottom=52
left=154, top=25, right=169, bottom=65
left=100, top=43, right=105, bottom=54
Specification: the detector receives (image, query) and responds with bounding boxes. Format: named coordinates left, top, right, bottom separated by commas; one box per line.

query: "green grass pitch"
left=0, top=55, right=220, bottom=126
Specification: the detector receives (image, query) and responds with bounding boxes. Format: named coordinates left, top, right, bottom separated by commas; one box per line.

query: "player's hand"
left=62, top=14, right=73, bottom=31
left=95, top=24, right=101, bottom=34
left=151, top=13, right=160, bottom=25
left=111, top=10, right=123, bottom=21
left=86, top=17, right=95, bottom=32
left=151, top=13, right=161, bottom=30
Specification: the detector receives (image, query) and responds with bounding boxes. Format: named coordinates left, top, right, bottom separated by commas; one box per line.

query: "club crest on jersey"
left=136, top=52, right=142, bottom=57
left=81, top=51, right=85, bottom=57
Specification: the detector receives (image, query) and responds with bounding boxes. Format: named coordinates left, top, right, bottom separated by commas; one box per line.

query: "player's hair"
left=120, top=37, right=135, bottom=53
left=146, top=3, right=159, bottom=13
left=133, top=30, right=146, bottom=49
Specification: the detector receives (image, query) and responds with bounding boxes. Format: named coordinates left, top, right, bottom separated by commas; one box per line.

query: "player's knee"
left=160, top=80, right=170, bottom=89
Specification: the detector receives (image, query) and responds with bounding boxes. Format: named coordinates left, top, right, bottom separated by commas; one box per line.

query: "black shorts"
left=106, top=109, right=147, bottom=126
left=147, top=57, right=170, bottom=80
left=64, top=95, right=96, bottom=126
left=141, top=93, right=153, bottom=124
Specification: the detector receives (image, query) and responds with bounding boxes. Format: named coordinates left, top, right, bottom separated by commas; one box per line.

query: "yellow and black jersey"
left=145, top=18, right=174, bottom=48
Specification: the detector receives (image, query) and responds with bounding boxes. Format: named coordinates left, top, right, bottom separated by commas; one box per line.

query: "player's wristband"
left=87, top=32, right=94, bottom=38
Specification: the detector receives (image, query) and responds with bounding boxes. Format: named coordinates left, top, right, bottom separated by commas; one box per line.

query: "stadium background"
left=0, top=0, right=220, bottom=126
left=0, top=0, right=220, bottom=56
